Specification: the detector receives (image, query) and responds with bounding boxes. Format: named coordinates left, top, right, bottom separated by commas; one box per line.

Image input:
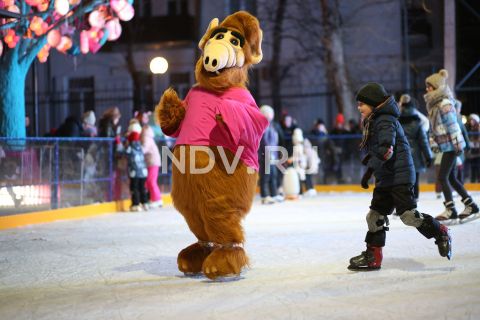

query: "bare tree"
left=319, top=0, right=354, bottom=120
left=269, top=0, right=287, bottom=119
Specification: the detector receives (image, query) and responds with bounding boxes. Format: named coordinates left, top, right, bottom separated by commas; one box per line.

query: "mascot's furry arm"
left=155, top=88, right=186, bottom=136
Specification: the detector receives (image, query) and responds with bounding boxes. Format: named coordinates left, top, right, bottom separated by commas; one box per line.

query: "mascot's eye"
left=216, top=34, right=224, bottom=40
left=230, top=38, right=239, bottom=46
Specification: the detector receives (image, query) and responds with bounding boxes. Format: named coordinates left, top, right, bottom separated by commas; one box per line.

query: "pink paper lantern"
left=105, top=18, right=122, bottom=41
left=37, top=44, right=50, bottom=63
left=26, top=0, right=42, bottom=6
left=111, top=0, right=134, bottom=21
left=55, top=0, right=69, bottom=15
left=5, top=5, right=20, bottom=22
left=88, top=10, right=105, bottom=28
left=47, top=29, right=61, bottom=47
left=37, top=0, right=50, bottom=11
left=80, top=30, right=89, bottom=54
left=30, top=16, right=48, bottom=36
left=56, top=35, right=72, bottom=53
left=110, top=0, right=126, bottom=13
left=4, top=29, right=20, bottom=48
left=117, top=4, right=134, bottom=21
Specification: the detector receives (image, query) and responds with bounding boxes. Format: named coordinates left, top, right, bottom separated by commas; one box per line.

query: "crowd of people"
left=42, top=107, right=164, bottom=211
left=10, top=68, right=478, bottom=216
left=256, top=69, right=480, bottom=229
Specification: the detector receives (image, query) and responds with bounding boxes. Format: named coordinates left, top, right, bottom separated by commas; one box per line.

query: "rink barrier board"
left=0, top=195, right=173, bottom=230
left=1, top=184, right=479, bottom=230
left=314, top=183, right=480, bottom=193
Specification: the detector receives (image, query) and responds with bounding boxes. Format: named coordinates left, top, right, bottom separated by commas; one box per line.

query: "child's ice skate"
left=459, top=197, right=480, bottom=224
left=348, top=245, right=382, bottom=271
left=435, top=224, right=452, bottom=260
left=435, top=201, right=458, bottom=225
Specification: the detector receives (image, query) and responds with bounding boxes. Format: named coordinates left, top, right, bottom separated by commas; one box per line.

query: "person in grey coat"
left=348, top=82, right=451, bottom=271
left=398, top=94, right=433, bottom=200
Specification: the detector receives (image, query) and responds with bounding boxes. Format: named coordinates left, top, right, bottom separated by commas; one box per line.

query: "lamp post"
left=150, top=57, right=168, bottom=104
left=150, top=57, right=168, bottom=75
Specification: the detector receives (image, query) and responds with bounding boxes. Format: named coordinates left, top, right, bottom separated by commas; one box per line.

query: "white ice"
left=1, top=192, right=480, bottom=320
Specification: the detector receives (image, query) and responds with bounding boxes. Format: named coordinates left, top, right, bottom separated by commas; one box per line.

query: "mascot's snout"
left=203, top=30, right=245, bottom=73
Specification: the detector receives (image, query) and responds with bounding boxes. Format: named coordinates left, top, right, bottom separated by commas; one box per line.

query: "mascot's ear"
left=198, top=18, right=219, bottom=50
left=250, top=29, right=263, bottom=65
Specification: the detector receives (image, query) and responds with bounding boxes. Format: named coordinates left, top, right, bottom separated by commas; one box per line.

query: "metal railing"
left=1, top=133, right=478, bottom=216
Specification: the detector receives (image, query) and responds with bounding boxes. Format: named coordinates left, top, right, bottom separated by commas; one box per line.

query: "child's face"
left=426, top=85, right=434, bottom=92
left=357, top=102, right=373, bottom=118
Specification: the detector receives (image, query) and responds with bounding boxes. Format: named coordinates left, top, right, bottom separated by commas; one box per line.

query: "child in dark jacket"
left=116, top=122, right=149, bottom=212
left=348, top=82, right=451, bottom=271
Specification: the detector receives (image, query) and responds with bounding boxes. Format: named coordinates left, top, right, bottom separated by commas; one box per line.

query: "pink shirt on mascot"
left=170, top=86, right=268, bottom=171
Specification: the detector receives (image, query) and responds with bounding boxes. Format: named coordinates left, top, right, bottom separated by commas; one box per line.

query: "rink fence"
left=1, top=133, right=479, bottom=219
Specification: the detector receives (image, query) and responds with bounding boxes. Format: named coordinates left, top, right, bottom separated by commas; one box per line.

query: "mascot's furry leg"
left=171, top=147, right=257, bottom=280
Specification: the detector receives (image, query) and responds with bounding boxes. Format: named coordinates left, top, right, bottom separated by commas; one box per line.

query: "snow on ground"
left=1, top=192, right=480, bottom=320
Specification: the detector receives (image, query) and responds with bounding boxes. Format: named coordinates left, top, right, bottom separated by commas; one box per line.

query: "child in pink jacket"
left=141, top=125, right=162, bottom=208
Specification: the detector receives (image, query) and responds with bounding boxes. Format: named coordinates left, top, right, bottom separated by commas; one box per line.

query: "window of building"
left=170, top=72, right=191, bottom=98
left=167, top=0, right=188, bottom=15
left=68, top=77, right=95, bottom=119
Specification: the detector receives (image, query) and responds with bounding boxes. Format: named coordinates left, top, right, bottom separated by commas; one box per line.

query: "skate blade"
left=459, top=213, right=480, bottom=224
left=347, top=265, right=381, bottom=272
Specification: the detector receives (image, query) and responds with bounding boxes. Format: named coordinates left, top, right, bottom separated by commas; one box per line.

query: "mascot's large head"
left=195, top=11, right=263, bottom=93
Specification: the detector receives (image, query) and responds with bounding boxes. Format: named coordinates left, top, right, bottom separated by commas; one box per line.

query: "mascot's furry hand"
left=156, top=87, right=186, bottom=136
left=361, top=167, right=374, bottom=189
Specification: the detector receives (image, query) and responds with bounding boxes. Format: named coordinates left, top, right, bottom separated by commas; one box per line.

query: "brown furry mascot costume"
left=155, top=11, right=267, bottom=280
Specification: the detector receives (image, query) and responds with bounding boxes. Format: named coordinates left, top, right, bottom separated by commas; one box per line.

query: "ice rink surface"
left=1, top=192, right=480, bottom=320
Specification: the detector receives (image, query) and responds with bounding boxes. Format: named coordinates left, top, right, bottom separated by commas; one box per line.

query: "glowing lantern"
left=111, top=0, right=134, bottom=21
left=105, top=18, right=122, bottom=41
left=3, top=0, right=15, bottom=6
left=47, top=29, right=62, bottom=47
left=56, top=36, right=72, bottom=53
left=37, top=0, right=50, bottom=11
left=25, top=0, right=42, bottom=6
left=30, top=16, right=48, bottom=36
left=4, top=29, right=20, bottom=48
left=150, top=57, right=169, bottom=74
left=89, top=10, right=105, bottom=28
left=37, top=44, right=50, bottom=63
left=80, top=30, right=89, bottom=54
left=69, top=0, right=81, bottom=4
left=55, top=0, right=69, bottom=15
left=5, top=5, right=20, bottom=22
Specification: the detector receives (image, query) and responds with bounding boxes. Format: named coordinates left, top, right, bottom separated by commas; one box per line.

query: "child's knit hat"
left=399, top=94, right=416, bottom=109
left=82, top=110, right=96, bottom=126
left=470, top=113, right=479, bottom=124
left=355, top=82, right=389, bottom=107
left=425, top=69, right=448, bottom=89
left=127, top=122, right=142, bottom=142
left=260, top=105, right=274, bottom=121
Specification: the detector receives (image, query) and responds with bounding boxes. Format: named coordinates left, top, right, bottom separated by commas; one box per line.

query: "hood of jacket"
left=373, top=96, right=400, bottom=118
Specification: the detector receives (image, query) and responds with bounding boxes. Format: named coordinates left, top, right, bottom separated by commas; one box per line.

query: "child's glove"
left=361, top=168, right=374, bottom=189
left=114, top=135, right=121, bottom=145
left=361, top=154, right=371, bottom=166
left=382, top=145, right=393, bottom=160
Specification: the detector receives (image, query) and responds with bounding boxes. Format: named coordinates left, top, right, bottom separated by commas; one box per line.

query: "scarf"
left=359, top=112, right=375, bottom=150
left=424, top=85, right=454, bottom=114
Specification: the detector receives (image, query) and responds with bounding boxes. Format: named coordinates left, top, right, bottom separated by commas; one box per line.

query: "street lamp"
left=149, top=57, right=168, bottom=74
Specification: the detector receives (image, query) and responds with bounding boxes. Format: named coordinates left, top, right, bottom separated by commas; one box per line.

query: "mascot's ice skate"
left=155, top=11, right=268, bottom=280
